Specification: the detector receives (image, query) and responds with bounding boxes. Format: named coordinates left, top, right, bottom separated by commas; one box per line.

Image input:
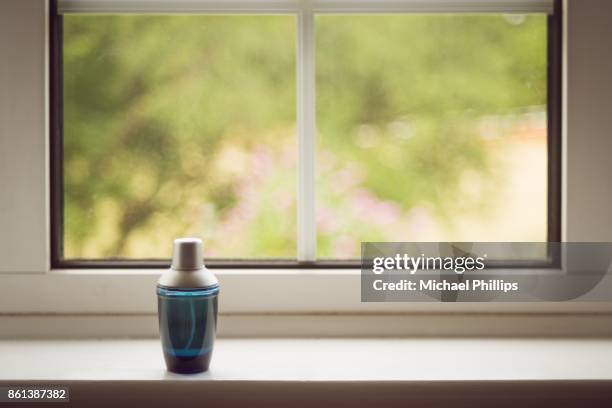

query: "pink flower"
left=317, top=206, right=340, bottom=233
left=350, top=188, right=401, bottom=226
left=332, top=235, right=359, bottom=258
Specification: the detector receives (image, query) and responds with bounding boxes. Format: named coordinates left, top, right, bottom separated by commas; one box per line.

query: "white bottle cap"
left=172, top=237, right=204, bottom=270
left=157, top=237, right=219, bottom=289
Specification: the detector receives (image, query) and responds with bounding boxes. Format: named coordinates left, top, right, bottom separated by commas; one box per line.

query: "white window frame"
left=3, top=0, right=612, bottom=338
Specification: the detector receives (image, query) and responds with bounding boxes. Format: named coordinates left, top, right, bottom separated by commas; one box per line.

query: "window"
left=61, top=15, right=297, bottom=261
left=316, top=14, right=551, bottom=259
left=51, top=0, right=561, bottom=267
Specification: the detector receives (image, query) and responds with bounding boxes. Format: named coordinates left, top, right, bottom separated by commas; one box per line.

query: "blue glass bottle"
left=157, top=238, right=219, bottom=374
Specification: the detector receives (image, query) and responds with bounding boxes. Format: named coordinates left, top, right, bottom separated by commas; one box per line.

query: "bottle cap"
left=157, top=237, right=219, bottom=289
left=172, top=237, right=204, bottom=270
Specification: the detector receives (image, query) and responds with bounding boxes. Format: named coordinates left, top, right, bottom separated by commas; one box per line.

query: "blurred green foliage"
left=63, top=14, right=547, bottom=259
left=315, top=15, right=547, bottom=256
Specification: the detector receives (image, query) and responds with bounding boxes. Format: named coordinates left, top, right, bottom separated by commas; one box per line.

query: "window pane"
left=63, top=15, right=296, bottom=259
left=316, top=14, right=548, bottom=258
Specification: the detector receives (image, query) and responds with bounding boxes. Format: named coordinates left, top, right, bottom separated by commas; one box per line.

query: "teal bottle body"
left=157, top=285, right=219, bottom=373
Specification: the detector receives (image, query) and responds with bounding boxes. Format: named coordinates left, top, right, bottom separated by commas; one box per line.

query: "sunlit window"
left=60, top=12, right=551, bottom=263
left=316, top=14, right=548, bottom=258
left=63, top=16, right=297, bottom=259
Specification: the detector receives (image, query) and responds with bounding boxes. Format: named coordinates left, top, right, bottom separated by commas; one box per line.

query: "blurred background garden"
left=62, top=14, right=547, bottom=260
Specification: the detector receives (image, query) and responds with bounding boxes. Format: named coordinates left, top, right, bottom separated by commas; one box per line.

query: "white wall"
left=0, top=0, right=48, bottom=273
left=563, top=0, right=612, bottom=241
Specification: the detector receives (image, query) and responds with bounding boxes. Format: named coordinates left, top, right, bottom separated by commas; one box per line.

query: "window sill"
left=4, top=268, right=612, bottom=314
left=3, top=337, right=612, bottom=380
left=1, top=338, right=612, bottom=405
left=4, top=268, right=612, bottom=338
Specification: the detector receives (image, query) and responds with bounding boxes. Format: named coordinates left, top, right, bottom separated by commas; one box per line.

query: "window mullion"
left=297, top=7, right=316, bottom=262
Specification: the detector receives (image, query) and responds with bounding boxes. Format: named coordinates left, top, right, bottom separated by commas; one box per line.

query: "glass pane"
left=63, top=15, right=296, bottom=259
left=316, top=14, right=548, bottom=259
